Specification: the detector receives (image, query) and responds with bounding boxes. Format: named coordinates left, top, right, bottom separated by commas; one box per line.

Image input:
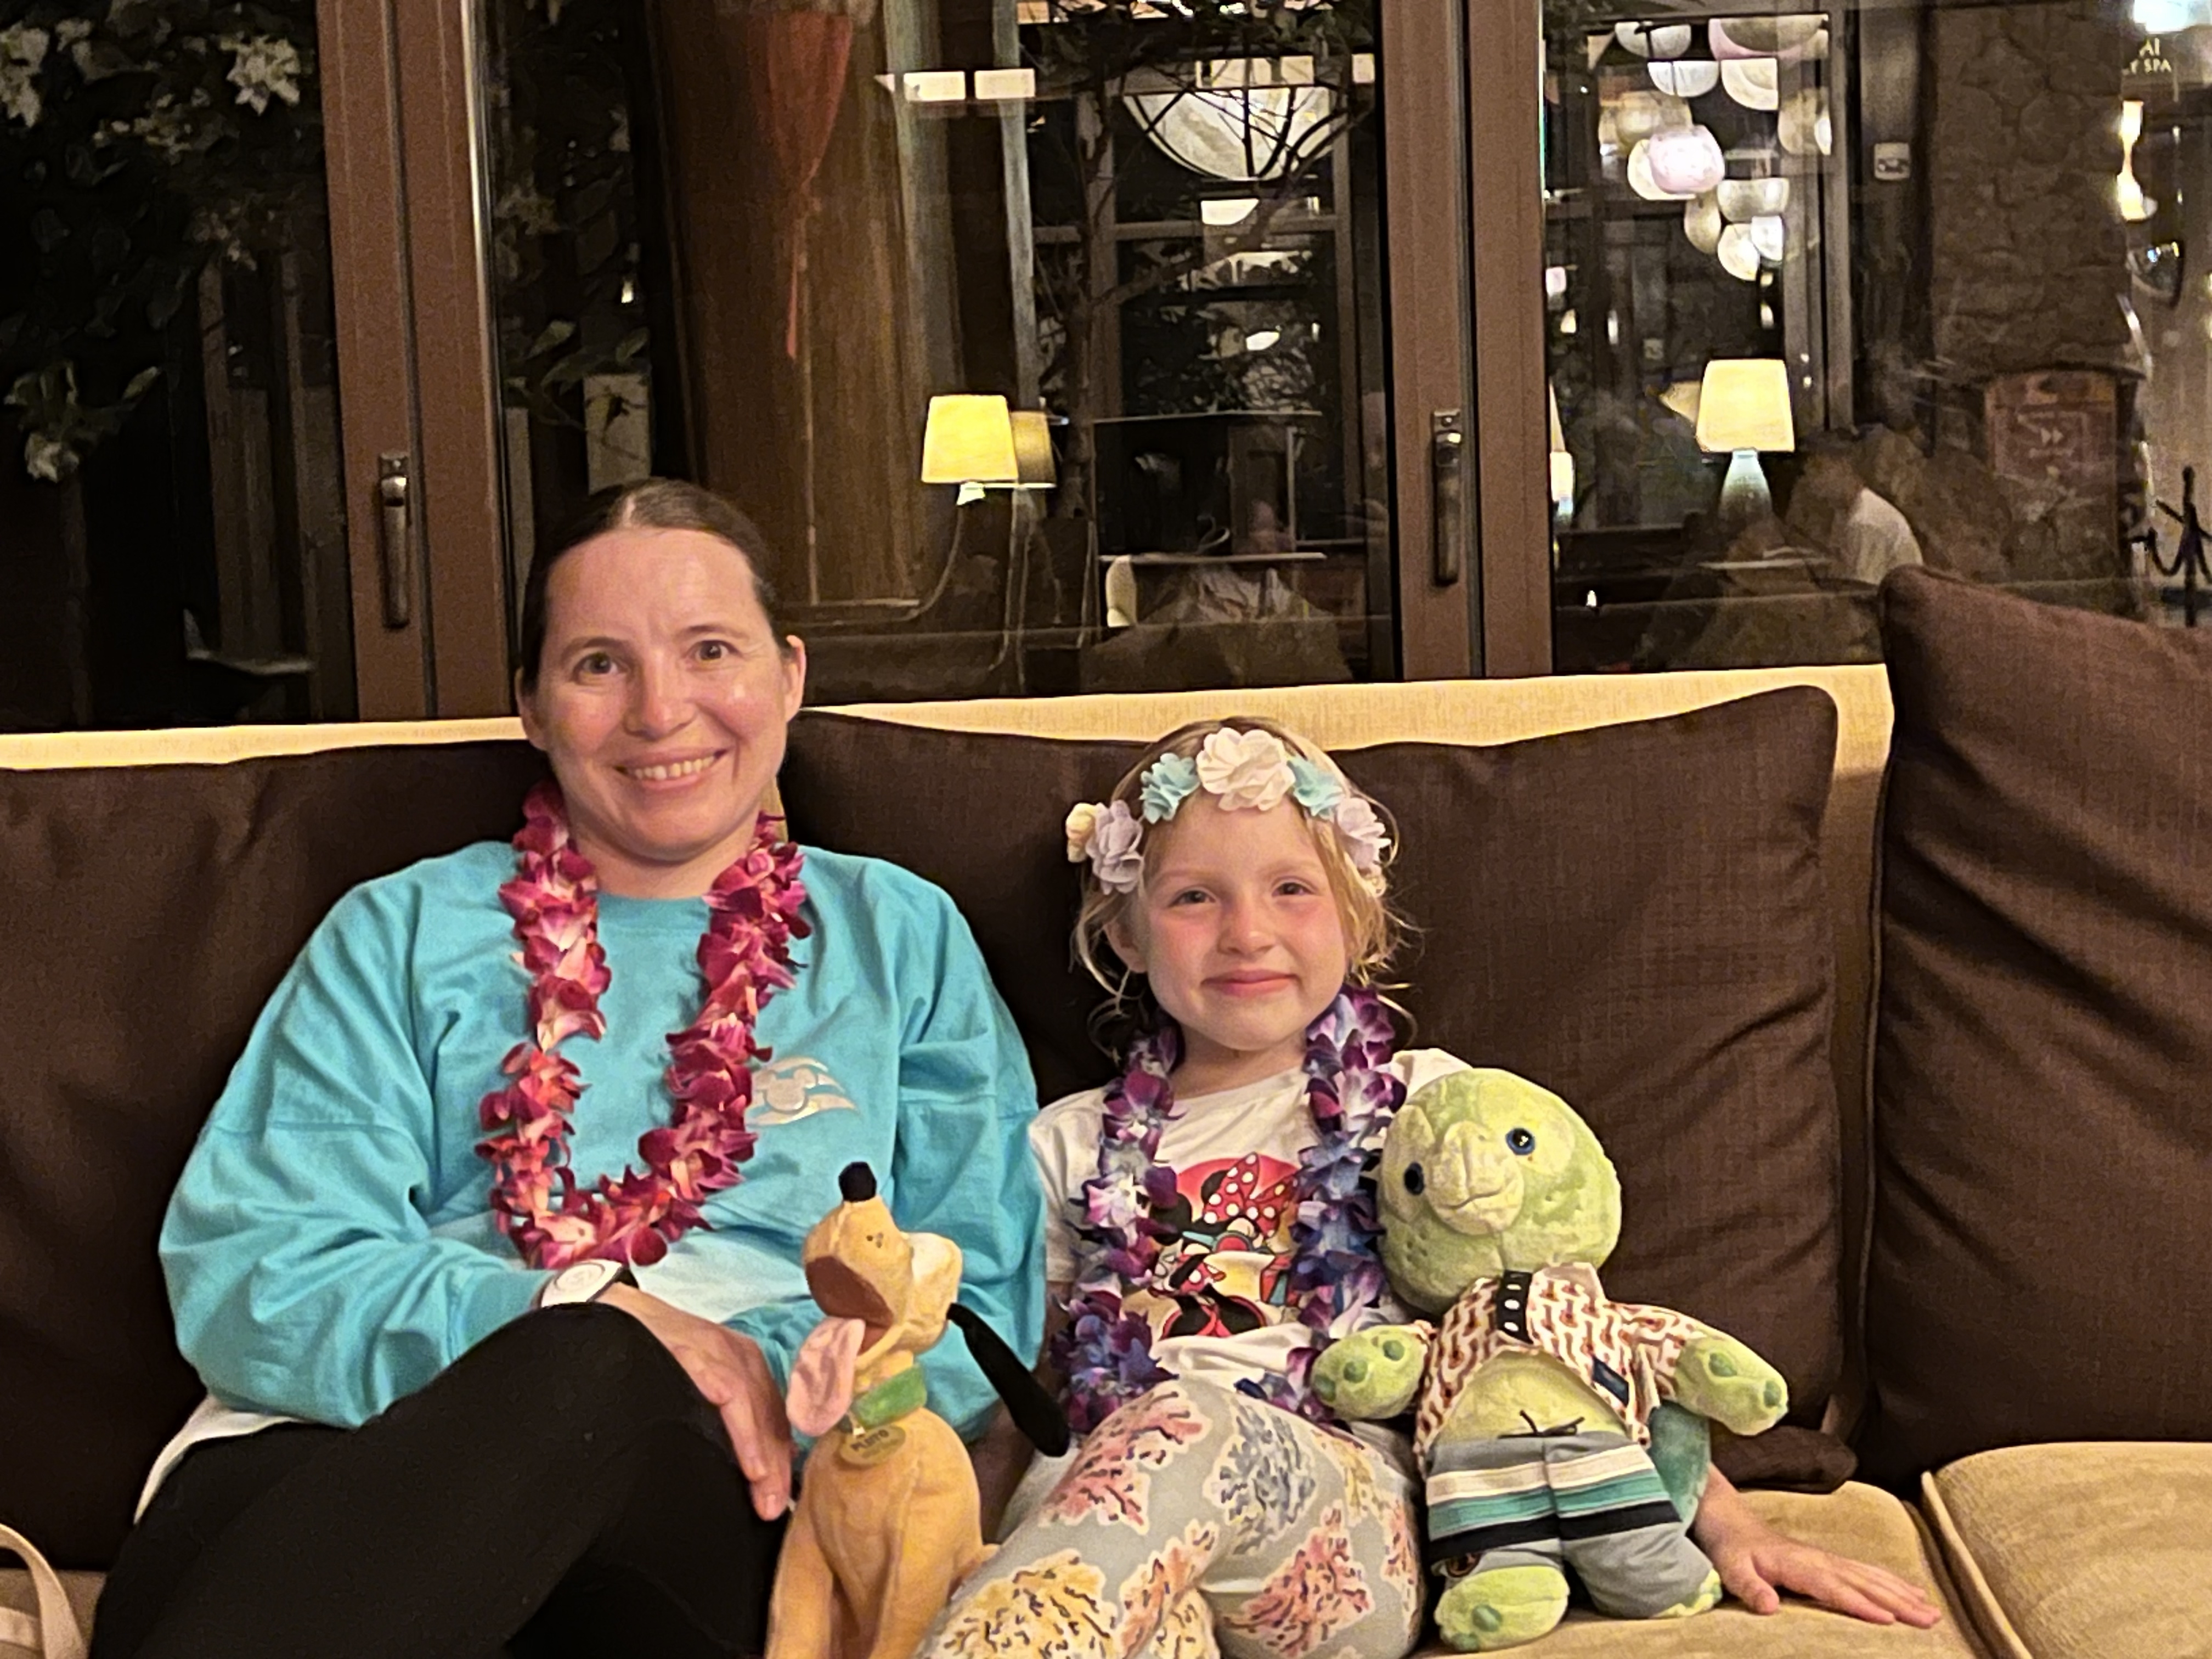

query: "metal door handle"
left=377, top=452, right=413, bottom=629
left=1431, top=410, right=1465, bottom=585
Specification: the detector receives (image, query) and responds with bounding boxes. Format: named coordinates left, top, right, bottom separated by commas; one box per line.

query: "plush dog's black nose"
left=838, top=1162, right=877, bottom=1203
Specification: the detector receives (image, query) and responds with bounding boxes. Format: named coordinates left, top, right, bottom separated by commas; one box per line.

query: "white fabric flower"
left=1064, top=802, right=1102, bottom=863
left=1195, top=727, right=1295, bottom=812
left=1332, top=795, right=1390, bottom=872
left=1087, top=800, right=1144, bottom=893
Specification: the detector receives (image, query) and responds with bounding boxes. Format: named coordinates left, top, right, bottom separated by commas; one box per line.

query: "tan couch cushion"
left=2, top=1487, right=1982, bottom=1658
left=1415, top=1484, right=1984, bottom=1656
left=1924, top=1443, right=2212, bottom=1659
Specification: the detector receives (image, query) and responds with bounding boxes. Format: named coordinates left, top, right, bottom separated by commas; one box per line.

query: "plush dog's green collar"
left=850, top=1364, right=927, bottom=1430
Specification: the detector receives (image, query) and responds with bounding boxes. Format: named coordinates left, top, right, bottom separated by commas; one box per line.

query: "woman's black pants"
left=90, top=1304, right=783, bottom=1659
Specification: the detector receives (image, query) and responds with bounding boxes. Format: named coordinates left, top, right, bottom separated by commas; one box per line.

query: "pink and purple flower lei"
left=1049, top=986, right=1407, bottom=1433
left=475, top=780, right=810, bottom=1271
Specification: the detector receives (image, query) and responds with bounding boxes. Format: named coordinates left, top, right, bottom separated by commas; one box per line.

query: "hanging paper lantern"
left=1612, top=89, right=1670, bottom=145
left=1615, top=20, right=1695, bottom=58
left=1646, top=124, right=1726, bottom=195
left=1778, top=89, right=1832, bottom=156
left=1718, top=223, right=1763, bottom=280
left=1722, top=57, right=1780, bottom=111
left=1751, top=213, right=1787, bottom=263
left=1684, top=191, right=1725, bottom=253
left=1628, top=139, right=1696, bottom=200
left=1709, top=16, right=1824, bottom=59
left=1718, top=176, right=1789, bottom=221
left=1649, top=59, right=1721, bottom=98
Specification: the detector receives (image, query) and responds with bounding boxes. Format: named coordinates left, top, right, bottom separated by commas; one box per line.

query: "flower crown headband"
left=1064, top=727, right=1390, bottom=896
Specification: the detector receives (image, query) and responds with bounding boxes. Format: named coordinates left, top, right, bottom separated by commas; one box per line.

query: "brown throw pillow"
left=783, top=688, right=1848, bottom=1479
left=0, top=742, right=547, bottom=1567
left=1862, top=569, right=2212, bottom=1483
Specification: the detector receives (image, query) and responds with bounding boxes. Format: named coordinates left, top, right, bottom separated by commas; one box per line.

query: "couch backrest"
left=0, top=667, right=1891, bottom=1566
left=0, top=668, right=1895, bottom=1121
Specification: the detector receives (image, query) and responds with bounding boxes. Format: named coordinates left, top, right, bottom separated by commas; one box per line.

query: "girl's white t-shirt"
left=1028, top=1047, right=1469, bottom=1476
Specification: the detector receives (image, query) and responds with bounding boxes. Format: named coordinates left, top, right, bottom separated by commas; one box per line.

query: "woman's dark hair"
left=515, top=478, right=788, bottom=691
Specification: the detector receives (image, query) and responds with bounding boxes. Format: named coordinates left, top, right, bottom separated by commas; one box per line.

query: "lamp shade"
left=921, top=394, right=1019, bottom=484
left=1695, top=358, right=1795, bottom=454
left=1011, top=409, right=1057, bottom=488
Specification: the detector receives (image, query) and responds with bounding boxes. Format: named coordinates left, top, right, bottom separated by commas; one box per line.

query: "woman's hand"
left=602, top=1284, right=794, bottom=1521
left=1692, top=1469, right=1942, bottom=1628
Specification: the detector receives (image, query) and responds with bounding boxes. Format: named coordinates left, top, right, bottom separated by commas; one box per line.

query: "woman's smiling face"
left=518, top=526, right=805, bottom=897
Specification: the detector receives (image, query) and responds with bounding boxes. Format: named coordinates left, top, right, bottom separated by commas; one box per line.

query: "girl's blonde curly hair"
left=1071, top=716, right=1406, bottom=1009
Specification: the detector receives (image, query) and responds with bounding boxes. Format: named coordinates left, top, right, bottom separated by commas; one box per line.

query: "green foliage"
left=480, top=0, right=650, bottom=434
left=0, top=0, right=325, bottom=481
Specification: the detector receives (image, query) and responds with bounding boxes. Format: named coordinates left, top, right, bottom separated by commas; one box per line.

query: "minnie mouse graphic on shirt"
left=1122, top=1152, right=1302, bottom=1341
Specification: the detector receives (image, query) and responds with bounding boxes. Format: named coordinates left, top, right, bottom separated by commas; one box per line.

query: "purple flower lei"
left=1049, top=986, right=1407, bottom=1434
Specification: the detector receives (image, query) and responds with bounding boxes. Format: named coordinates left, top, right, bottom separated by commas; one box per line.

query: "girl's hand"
left=602, top=1284, right=794, bottom=1521
left=1692, top=1470, right=1942, bottom=1628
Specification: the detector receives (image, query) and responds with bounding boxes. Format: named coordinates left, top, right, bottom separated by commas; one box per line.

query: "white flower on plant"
left=1196, top=727, right=1295, bottom=812
left=219, top=33, right=302, bottom=115
left=0, top=24, right=50, bottom=129
left=24, top=433, right=68, bottom=483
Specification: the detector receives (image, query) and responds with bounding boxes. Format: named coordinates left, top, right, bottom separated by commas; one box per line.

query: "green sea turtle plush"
left=1311, top=1068, right=1788, bottom=1651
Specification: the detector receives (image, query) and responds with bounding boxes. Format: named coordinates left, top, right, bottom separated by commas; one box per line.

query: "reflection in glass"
left=1545, top=1, right=2212, bottom=673
left=0, top=3, right=351, bottom=730
left=477, top=0, right=1395, bottom=702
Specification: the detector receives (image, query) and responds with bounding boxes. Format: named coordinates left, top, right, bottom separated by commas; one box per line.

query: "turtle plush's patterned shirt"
left=1413, top=1265, right=1707, bottom=1457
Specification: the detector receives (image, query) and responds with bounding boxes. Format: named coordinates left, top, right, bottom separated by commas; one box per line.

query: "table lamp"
left=1009, top=409, right=1058, bottom=490
left=1694, top=358, right=1794, bottom=531
left=921, top=394, right=1020, bottom=505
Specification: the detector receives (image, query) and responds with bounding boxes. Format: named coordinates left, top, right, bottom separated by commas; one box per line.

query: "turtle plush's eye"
left=1506, top=1127, right=1536, bottom=1156
left=1402, top=1163, right=1426, bottom=1195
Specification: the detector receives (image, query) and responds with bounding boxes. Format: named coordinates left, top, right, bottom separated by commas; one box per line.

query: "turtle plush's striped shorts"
left=1425, top=1428, right=1714, bottom=1619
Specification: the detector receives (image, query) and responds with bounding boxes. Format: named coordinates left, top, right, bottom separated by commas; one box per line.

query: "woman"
left=92, top=480, right=1045, bottom=1659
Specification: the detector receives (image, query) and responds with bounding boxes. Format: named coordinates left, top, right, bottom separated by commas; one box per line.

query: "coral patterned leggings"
left=918, top=1379, right=1424, bottom=1659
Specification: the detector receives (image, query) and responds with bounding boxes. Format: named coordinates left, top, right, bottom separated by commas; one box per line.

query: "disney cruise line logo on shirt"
left=748, top=1057, right=856, bottom=1127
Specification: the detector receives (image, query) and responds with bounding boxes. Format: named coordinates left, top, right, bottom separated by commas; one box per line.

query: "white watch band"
left=538, top=1259, right=633, bottom=1308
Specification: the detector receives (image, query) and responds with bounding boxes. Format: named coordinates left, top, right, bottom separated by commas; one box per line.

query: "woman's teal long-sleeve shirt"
left=160, top=840, right=1045, bottom=1441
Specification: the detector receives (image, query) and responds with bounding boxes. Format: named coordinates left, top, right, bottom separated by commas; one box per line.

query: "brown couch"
left=3, top=569, right=2206, bottom=1658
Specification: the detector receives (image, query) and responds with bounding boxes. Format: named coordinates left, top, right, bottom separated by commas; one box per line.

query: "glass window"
left=0, top=4, right=353, bottom=730
left=475, top=0, right=1429, bottom=702
left=1543, top=1, right=2208, bottom=673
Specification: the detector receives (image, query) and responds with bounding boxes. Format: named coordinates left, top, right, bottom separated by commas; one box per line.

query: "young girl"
left=921, top=719, right=1938, bottom=1658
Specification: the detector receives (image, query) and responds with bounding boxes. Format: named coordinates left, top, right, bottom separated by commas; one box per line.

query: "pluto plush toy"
left=766, top=1163, right=1064, bottom=1659
left=1311, top=1069, right=1789, bottom=1651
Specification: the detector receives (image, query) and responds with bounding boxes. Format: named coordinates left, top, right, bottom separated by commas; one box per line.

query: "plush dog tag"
left=839, top=1423, right=908, bottom=1467
left=788, top=1316, right=866, bottom=1437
